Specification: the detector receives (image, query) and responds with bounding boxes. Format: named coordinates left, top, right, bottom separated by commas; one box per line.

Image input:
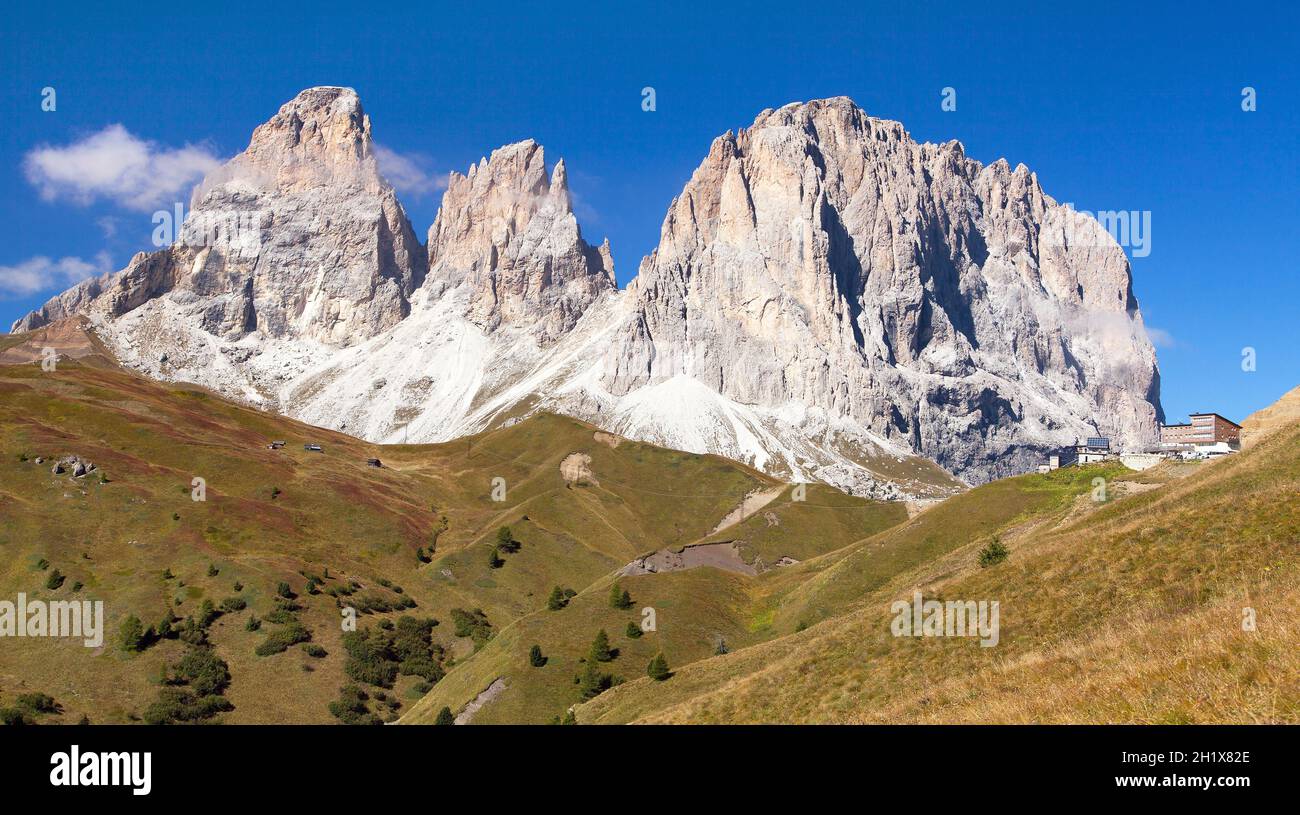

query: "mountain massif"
left=11, top=87, right=1163, bottom=496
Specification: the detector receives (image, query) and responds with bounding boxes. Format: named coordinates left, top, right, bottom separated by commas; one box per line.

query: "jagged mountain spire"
left=425, top=140, right=613, bottom=342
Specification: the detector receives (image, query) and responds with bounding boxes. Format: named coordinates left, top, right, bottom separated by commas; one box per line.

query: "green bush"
left=977, top=537, right=1010, bottom=568
left=328, top=684, right=384, bottom=726
left=219, top=596, right=247, bottom=613
left=647, top=653, right=671, bottom=681
left=254, top=622, right=311, bottom=656
left=547, top=586, right=577, bottom=611
left=609, top=583, right=632, bottom=609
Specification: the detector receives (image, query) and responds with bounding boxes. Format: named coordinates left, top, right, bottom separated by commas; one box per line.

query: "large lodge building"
left=1159, top=412, right=1242, bottom=456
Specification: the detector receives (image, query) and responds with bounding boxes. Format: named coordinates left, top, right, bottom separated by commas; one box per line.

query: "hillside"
left=3, top=356, right=1293, bottom=726
left=403, top=458, right=1157, bottom=723
left=0, top=359, right=901, bottom=724
left=577, top=405, right=1299, bottom=724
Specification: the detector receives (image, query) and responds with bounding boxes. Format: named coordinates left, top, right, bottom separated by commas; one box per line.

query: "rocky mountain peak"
left=13, top=86, right=426, bottom=348
left=607, top=95, right=1161, bottom=481
left=425, top=139, right=612, bottom=341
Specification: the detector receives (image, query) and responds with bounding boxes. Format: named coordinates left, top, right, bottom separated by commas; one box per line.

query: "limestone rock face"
left=600, top=98, right=1162, bottom=481
left=11, top=92, right=1162, bottom=493
left=13, top=87, right=426, bottom=348
left=425, top=140, right=613, bottom=342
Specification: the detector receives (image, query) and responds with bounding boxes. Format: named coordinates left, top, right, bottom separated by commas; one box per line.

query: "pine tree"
left=487, top=546, right=504, bottom=569
left=589, top=629, right=613, bottom=662
left=578, top=661, right=605, bottom=699
left=547, top=585, right=567, bottom=611
left=647, top=652, right=671, bottom=681
left=608, top=582, right=633, bottom=609
left=625, top=621, right=643, bottom=639
left=120, top=615, right=145, bottom=652
left=434, top=706, right=455, bottom=726
left=529, top=644, right=546, bottom=667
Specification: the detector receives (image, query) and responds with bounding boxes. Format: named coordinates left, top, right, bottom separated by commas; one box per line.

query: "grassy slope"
left=0, top=361, right=905, bottom=723
left=400, top=486, right=912, bottom=723
left=579, top=418, right=1300, bottom=724
left=402, top=473, right=1116, bottom=724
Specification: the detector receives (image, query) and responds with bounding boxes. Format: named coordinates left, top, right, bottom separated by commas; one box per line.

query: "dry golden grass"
left=580, top=413, right=1300, bottom=724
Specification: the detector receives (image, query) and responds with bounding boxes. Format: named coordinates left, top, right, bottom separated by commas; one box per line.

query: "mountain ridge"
left=10, top=87, right=1163, bottom=496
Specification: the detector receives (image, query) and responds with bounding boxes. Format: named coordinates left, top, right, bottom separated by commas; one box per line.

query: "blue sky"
left=1, top=1, right=1296, bottom=424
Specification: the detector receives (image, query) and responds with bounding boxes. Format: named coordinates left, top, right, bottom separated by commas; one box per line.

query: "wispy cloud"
left=0, top=252, right=113, bottom=298
left=374, top=144, right=447, bottom=198
left=24, top=125, right=222, bottom=212
left=1145, top=325, right=1176, bottom=348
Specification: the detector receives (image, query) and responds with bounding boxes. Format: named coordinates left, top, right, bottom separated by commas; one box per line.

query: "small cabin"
left=268, top=440, right=286, bottom=450
left=304, top=444, right=323, bottom=452
left=1076, top=437, right=1111, bottom=464
left=366, top=458, right=382, bottom=468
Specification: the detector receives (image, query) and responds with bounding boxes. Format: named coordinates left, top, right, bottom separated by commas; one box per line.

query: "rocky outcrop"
left=425, top=140, right=613, bottom=342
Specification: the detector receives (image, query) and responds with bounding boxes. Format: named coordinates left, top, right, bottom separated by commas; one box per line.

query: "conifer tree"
left=547, top=585, right=567, bottom=610
left=648, top=652, right=671, bottom=681
left=589, top=629, right=613, bottom=662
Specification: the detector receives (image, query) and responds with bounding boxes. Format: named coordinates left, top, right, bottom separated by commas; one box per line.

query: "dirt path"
left=708, top=486, right=785, bottom=536
left=455, top=677, right=507, bottom=724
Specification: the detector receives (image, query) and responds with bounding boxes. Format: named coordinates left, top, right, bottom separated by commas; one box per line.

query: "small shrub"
left=255, top=622, right=311, bottom=656
left=219, top=596, right=247, bottom=613
left=647, top=653, right=671, bottom=681
left=978, top=537, right=1009, bottom=568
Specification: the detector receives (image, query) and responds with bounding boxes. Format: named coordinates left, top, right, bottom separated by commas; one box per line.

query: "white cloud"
left=24, top=125, right=222, bottom=212
left=374, top=144, right=447, bottom=198
left=0, top=252, right=112, bottom=298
